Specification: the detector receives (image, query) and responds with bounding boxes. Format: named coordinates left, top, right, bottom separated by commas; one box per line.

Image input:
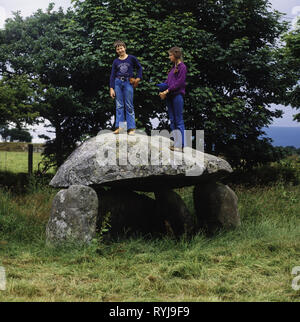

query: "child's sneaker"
left=170, top=145, right=183, bottom=152
left=113, top=128, right=123, bottom=134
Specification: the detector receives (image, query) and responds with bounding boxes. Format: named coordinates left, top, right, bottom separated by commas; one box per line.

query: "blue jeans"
left=166, top=94, right=185, bottom=148
left=114, top=78, right=135, bottom=130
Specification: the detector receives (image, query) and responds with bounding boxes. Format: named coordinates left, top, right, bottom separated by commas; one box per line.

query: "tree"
left=0, top=126, right=32, bottom=142
left=282, top=18, right=300, bottom=122
left=0, top=0, right=295, bottom=169
left=0, top=124, right=10, bottom=142
left=7, top=128, right=32, bottom=142
left=71, top=0, right=292, bottom=168
left=0, top=74, right=39, bottom=127
left=0, top=5, right=94, bottom=168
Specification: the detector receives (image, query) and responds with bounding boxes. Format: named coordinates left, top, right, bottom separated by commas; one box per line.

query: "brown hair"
left=114, top=40, right=126, bottom=49
left=168, top=47, right=183, bottom=74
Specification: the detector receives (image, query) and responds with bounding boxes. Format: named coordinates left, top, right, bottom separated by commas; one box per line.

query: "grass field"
left=0, top=150, right=299, bottom=302
left=0, top=151, right=42, bottom=173
left=0, top=151, right=55, bottom=174
left=0, top=182, right=299, bottom=301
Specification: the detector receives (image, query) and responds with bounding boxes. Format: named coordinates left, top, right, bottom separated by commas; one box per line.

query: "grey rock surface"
left=50, top=132, right=232, bottom=191
left=46, top=185, right=98, bottom=244
left=193, top=182, right=241, bottom=234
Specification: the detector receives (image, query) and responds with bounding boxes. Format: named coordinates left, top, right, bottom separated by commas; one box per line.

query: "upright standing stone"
left=193, top=182, right=240, bottom=234
left=46, top=185, right=98, bottom=244
left=155, top=189, right=195, bottom=237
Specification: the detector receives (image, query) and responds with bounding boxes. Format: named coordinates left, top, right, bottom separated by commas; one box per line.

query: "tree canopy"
left=0, top=125, right=32, bottom=142
left=0, top=0, right=298, bottom=169
left=281, top=19, right=300, bottom=122
left=0, top=74, right=39, bottom=127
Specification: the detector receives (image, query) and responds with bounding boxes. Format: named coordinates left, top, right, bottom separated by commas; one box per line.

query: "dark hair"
left=114, top=40, right=126, bottom=49
left=168, top=47, right=183, bottom=74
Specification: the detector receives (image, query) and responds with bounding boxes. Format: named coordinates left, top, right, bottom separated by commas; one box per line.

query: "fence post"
left=28, top=144, right=33, bottom=175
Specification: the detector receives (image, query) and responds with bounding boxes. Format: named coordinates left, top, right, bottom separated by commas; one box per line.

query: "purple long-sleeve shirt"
left=165, top=62, right=187, bottom=96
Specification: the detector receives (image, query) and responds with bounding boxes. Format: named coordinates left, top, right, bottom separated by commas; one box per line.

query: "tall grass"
left=0, top=176, right=299, bottom=302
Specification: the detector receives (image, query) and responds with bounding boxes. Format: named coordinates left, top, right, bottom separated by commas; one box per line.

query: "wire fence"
left=0, top=143, right=45, bottom=174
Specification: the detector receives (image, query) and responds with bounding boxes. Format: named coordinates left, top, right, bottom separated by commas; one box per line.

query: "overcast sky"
left=1, top=0, right=299, bottom=26
left=0, top=1, right=299, bottom=142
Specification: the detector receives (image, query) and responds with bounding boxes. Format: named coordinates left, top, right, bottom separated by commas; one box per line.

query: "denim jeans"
left=114, top=78, right=135, bottom=130
left=166, top=94, right=185, bottom=148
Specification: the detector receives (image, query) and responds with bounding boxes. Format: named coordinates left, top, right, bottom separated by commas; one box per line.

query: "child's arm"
left=110, top=60, right=117, bottom=89
left=133, top=56, right=142, bottom=81
left=109, top=61, right=116, bottom=99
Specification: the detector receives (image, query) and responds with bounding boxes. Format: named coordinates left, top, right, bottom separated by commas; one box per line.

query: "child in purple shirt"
left=159, top=47, right=187, bottom=151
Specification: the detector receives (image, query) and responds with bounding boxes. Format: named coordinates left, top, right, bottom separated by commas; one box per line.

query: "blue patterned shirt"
left=110, top=55, right=143, bottom=88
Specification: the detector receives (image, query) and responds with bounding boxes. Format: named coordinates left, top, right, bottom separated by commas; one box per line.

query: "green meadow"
left=0, top=150, right=299, bottom=302
left=0, top=151, right=44, bottom=173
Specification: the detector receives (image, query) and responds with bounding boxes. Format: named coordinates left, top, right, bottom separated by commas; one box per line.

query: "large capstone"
left=49, top=132, right=232, bottom=191
left=46, top=185, right=98, bottom=244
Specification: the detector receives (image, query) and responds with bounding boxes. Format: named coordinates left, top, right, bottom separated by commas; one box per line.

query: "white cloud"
left=292, top=5, right=300, bottom=15
left=27, top=120, right=56, bottom=143
left=0, top=6, right=6, bottom=28
left=292, top=6, right=300, bottom=29
left=270, top=105, right=300, bottom=127
left=0, top=0, right=72, bottom=28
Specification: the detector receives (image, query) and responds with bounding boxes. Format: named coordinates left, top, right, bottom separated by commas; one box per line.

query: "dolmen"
left=46, top=131, right=240, bottom=244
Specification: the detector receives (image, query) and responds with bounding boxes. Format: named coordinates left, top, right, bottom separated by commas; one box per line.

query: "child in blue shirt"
left=110, top=40, right=143, bottom=135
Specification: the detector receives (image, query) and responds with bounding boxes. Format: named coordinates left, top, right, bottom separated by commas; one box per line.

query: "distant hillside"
left=263, top=127, right=300, bottom=148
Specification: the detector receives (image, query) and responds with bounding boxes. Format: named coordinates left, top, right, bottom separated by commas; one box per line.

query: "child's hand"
left=110, top=88, right=115, bottom=99
left=134, top=78, right=140, bottom=88
left=159, top=90, right=168, bottom=100
left=130, top=78, right=140, bottom=88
